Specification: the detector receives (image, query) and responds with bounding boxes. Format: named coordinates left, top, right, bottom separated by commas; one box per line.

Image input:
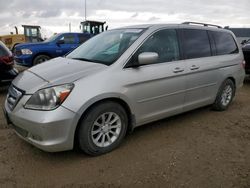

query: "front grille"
left=7, top=85, right=24, bottom=111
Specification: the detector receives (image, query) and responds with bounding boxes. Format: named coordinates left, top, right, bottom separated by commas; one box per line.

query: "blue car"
left=14, top=32, right=91, bottom=67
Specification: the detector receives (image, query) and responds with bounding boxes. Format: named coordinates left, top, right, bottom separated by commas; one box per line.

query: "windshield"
left=67, top=28, right=145, bottom=65
left=44, top=33, right=60, bottom=42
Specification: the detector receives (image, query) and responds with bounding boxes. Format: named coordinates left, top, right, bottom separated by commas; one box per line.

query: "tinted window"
left=0, top=42, right=11, bottom=57
left=60, top=35, right=75, bottom=44
left=183, top=29, right=211, bottom=59
left=212, top=31, right=239, bottom=55
left=78, top=34, right=89, bottom=44
left=132, top=29, right=180, bottom=64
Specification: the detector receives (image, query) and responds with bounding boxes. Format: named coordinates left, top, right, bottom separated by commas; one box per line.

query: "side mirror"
left=138, top=52, right=159, bottom=65
left=241, top=40, right=247, bottom=45
left=56, top=40, right=64, bottom=45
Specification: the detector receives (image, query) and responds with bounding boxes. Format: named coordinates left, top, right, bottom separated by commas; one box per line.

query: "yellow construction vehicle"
left=0, top=25, right=43, bottom=50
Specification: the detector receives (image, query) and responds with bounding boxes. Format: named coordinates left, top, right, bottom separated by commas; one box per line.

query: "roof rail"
left=182, top=22, right=222, bottom=28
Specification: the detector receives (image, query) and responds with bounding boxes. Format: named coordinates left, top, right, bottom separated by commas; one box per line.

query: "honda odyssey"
left=4, top=22, right=245, bottom=155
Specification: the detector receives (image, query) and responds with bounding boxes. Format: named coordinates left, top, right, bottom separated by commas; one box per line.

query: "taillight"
left=0, top=55, right=14, bottom=65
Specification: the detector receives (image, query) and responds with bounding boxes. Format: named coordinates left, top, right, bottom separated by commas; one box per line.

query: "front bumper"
left=14, top=55, right=33, bottom=67
left=4, top=95, right=80, bottom=152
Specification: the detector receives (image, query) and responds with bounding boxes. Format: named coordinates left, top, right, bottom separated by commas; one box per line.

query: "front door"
left=122, top=29, right=187, bottom=125
left=56, top=34, right=78, bottom=56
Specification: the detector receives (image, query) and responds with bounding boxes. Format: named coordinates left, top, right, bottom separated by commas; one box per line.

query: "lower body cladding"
left=4, top=96, right=80, bottom=152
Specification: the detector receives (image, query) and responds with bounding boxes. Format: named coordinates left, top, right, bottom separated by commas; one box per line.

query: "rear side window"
left=182, top=29, right=211, bottom=59
left=211, top=31, right=239, bottom=55
left=78, top=34, right=89, bottom=44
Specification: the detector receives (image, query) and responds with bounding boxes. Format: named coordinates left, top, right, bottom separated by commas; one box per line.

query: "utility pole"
left=84, top=0, right=87, bottom=21
left=69, top=22, right=71, bottom=32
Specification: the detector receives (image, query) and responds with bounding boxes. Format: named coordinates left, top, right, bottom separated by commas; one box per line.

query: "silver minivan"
left=4, top=22, right=245, bottom=155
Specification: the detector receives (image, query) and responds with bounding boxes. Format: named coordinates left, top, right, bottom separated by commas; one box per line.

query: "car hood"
left=15, top=42, right=49, bottom=49
left=12, top=57, right=108, bottom=94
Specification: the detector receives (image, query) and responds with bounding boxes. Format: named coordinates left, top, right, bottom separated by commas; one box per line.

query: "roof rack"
left=182, top=22, right=222, bottom=29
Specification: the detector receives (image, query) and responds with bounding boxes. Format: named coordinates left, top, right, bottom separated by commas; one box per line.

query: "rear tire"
left=78, top=101, right=128, bottom=156
left=33, top=55, right=50, bottom=66
left=212, top=79, right=235, bottom=111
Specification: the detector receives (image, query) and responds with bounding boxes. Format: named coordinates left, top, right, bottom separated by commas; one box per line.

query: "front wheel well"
left=74, top=98, right=134, bottom=149
left=32, top=53, right=51, bottom=64
left=12, top=43, right=20, bottom=51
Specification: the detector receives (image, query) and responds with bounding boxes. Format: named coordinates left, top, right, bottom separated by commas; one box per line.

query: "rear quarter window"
left=78, top=34, right=89, bottom=44
left=211, top=31, right=239, bottom=55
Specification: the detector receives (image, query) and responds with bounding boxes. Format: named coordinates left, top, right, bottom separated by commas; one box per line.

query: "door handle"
left=190, top=65, right=200, bottom=70
left=173, top=67, right=184, bottom=73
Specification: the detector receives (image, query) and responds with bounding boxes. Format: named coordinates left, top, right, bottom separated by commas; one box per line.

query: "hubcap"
left=221, top=85, right=233, bottom=106
left=91, top=112, right=122, bottom=148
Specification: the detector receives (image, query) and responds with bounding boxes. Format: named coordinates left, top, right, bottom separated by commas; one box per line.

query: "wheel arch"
left=73, top=97, right=135, bottom=148
left=216, top=76, right=236, bottom=97
left=12, top=43, right=20, bottom=51
left=227, top=76, right=236, bottom=86
left=32, top=52, right=52, bottom=65
left=212, top=76, right=236, bottom=111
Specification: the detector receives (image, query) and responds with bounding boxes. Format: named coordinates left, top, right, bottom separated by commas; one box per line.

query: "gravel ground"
left=0, top=78, right=249, bottom=187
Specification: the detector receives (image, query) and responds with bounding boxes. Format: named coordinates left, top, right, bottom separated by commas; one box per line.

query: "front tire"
left=78, top=101, right=128, bottom=156
left=33, top=55, right=50, bottom=66
left=212, top=79, right=235, bottom=111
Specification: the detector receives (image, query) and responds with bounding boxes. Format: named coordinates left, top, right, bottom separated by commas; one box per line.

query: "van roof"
left=118, top=23, right=232, bottom=34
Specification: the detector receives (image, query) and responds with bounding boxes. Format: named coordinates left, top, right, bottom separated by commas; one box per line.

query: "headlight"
left=21, top=49, right=33, bottom=55
left=25, top=83, right=74, bottom=110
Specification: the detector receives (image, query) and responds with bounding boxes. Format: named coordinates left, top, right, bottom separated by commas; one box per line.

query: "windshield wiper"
left=71, top=57, right=96, bottom=62
left=70, top=57, right=109, bottom=65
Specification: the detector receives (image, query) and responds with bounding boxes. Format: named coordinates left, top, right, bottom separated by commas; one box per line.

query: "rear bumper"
left=4, top=95, right=80, bottom=152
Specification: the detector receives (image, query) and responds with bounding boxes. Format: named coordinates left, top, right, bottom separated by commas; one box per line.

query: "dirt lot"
left=0, top=78, right=250, bottom=188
